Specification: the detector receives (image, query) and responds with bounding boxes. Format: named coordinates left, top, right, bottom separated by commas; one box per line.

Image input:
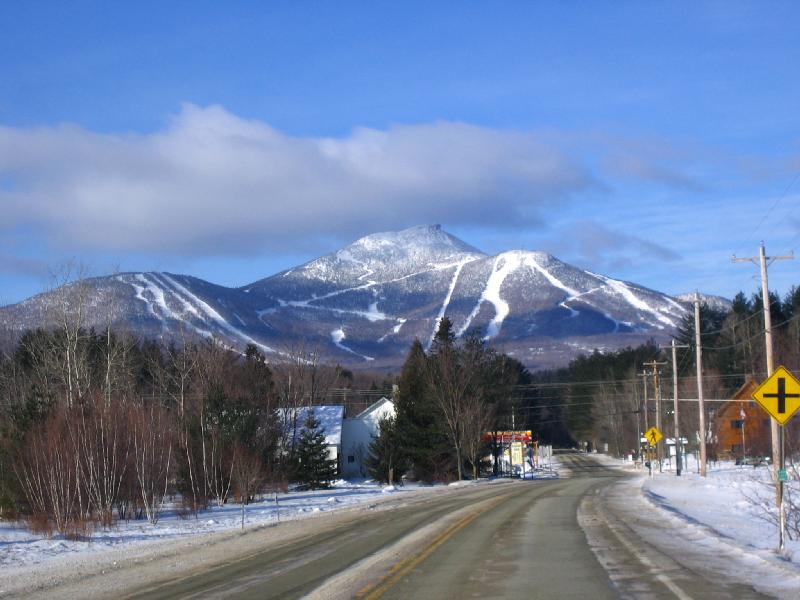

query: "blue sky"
left=1, top=1, right=799, bottom=305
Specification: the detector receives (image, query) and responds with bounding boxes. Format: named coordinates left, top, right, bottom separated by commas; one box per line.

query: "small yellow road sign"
left=751, top=366, right=800, bottom=425
left=645, top=426, right=663, bottom=446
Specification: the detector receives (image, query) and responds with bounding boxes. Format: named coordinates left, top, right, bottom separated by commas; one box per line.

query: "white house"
left=341, top=397, right=396, bottom=479
left=277, top=405, right=345, bottom=467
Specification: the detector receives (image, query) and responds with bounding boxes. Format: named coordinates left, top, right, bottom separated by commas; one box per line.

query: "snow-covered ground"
left=592, top=453, right=800, bottom=562
left=5, top=454, right=799, bottom=595
left=0, top=480, right=405, bottom=570
left=590, top=451, right=800, bottom=594
left=645, top=461, right=800, bottom=560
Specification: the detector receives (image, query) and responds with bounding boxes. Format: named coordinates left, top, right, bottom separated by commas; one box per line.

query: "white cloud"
left=0, top=104, right=594, bottom=256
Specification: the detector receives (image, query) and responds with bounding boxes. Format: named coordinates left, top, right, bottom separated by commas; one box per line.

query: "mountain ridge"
left=0, top=225, right=705, bottom=370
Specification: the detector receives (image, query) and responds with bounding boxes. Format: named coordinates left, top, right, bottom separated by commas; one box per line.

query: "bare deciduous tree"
left=129, top=402, right=174, bottom=524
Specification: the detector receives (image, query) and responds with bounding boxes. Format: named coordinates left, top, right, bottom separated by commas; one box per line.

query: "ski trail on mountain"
left=378, top=318, right=407, bottom=342
left=142, top=272, right=224, bottom=341
left=525, top=257, right=581, bottom=300
left=525, top=254, right=581, bottom=311
left=127, top=275, right=161, bottom=322
left=331, top=328, right=374, bottom=361
left=590, top=273, right=675, bottom=327
left=294, top=262, right=464, bottom=305
left=159, top=274, right=276, bottom=353
left=457, top=254, right=520, bottom=339
left=457, top=252, right=595, bottom=339
left=134, top=274, right=173, bottom=320
left=283, top=261, right=471, bottom=324
left=426, top=258, right=476, bottom=349
left=279, top=300, right=389, bottom=322
left=148, top=273, right=200, bottom=318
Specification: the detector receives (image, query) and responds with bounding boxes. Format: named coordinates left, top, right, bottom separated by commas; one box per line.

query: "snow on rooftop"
left=277, top=405, right=344, bottom=446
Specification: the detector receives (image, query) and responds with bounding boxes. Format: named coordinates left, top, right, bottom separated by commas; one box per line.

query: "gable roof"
left=732, top=379, right=759, bottom=400
left=277, top=405, right=344, bottom=446
left=716, top=378, right=759, bottom=418
left=354, top=397, right=395, bottom=420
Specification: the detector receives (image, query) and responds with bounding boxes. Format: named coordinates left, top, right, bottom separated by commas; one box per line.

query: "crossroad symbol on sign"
left=751, top=366, right=800, bottom=425
left=645, top=426, right=663, bottom=446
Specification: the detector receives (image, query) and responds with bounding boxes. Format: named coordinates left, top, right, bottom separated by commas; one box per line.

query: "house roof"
left=277, top=405, right=344, bottom=446
left=716, top=378, right=760, bottom=418
left=354, top=397, right=395, bottom=420
left=732, top=379, right=759, bottom=400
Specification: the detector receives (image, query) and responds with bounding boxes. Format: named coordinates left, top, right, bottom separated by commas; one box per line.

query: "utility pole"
left=640, top=371, right=651, bottom=475
left=694, top=293, right=707, bottom=477
left=644, top=360, right=667, bottom=472
left=671, top=340, right=689, bottom=476
left=640, top=371, right=649, bottom=433
left=732, top=242, right=794, bottom=552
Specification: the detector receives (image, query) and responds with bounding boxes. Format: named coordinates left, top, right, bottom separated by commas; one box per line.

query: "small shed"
left=341, top=397, right=396, bottom=478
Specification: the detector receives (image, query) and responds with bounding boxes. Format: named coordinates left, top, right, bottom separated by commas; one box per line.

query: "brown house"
left=715, top=379, right=772, bottom=460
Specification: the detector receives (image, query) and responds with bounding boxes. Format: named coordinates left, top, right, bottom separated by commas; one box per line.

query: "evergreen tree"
left=431, top=316, right=456, bottom=351
left=674, top=303, right=729, bottom=376
left=295, top=409, right=338, bottom=489
left=394, top=339, right=449, bottom=481
left=365, top=416, right=406, bottom=484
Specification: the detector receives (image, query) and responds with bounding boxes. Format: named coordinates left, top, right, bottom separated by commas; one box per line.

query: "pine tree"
left=295, top=409, right=338, bottom=489
left=365, top=416, right=406, bottom=484
left=394, top=340, right=449, bottom=481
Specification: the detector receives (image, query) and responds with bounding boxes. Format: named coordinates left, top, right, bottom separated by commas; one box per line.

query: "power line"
left=733, top=170, right=800, bottom=257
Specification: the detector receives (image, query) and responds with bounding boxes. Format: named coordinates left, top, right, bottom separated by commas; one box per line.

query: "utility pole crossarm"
left=731, top=251, right=794, bottom=265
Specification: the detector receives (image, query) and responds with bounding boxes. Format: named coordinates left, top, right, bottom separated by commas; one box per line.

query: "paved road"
left=121, top=453, right=770, bottom=600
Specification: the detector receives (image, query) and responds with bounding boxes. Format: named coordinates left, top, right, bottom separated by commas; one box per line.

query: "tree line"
left=0, top=314, right=536, bottom=538
left=0, top=320, right=355, bottom=537
left=527, top=285, right=800, bottom=459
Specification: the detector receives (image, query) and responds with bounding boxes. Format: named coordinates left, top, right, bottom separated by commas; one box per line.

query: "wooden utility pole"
left=644, top=360, right=667, bottom=472
left=694, top=293, right=707, bottom=477
left=640, top=371, right=649, bottom=433
left=671, top=340, right=689, bottom=476
left=732, top=242, right=793, bottom=551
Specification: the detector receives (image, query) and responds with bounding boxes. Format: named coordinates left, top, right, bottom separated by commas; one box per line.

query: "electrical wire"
left=733, top=170, right=800, bottom=256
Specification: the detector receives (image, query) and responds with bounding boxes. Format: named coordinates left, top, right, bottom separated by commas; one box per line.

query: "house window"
left=347, top=455, right=355, bottom=463
left=730, top=420, right=744, bottom=429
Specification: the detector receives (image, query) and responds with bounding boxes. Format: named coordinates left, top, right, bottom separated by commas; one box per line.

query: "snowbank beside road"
left=643, top=461, right=800, bottom=561
left=0, top=480, right=401, bottom=571
left=593, top=452, right=800, bottom=565
left=588, top=453, right=800, bottom=597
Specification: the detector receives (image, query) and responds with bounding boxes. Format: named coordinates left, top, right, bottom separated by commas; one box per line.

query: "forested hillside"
left=528, top=286, right=800, bottom=455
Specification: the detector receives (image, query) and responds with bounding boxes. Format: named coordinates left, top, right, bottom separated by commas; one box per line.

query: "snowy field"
left=0, top=480, right=407, bottom=570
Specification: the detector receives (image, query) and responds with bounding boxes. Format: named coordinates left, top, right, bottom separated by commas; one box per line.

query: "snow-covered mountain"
left=674, top=293, right=733, bottom=313
left=0, top=225, right=699, bottom=370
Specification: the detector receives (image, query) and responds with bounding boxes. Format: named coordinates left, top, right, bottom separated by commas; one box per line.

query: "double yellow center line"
left=355, top=495, right=505, bottom=600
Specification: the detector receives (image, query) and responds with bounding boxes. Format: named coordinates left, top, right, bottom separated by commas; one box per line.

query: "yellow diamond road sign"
left=751, top=366, right=800, bottom=425
left=645, top=426, right=663, bottom=446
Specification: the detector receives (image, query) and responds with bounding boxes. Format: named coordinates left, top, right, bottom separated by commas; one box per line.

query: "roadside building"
left=341, top=397, right=396, bottom=478
left=715, top=379, right=771, bottom=461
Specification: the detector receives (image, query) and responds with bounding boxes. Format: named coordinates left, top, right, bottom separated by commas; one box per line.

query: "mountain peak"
left=348, top=224, right=484, bottom=256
